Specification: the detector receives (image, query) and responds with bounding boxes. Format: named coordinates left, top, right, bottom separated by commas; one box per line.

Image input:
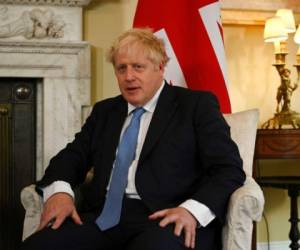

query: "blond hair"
left=107, top=28, right=169, bottom=67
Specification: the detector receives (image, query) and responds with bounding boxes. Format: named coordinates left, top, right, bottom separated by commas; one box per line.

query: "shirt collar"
left=127, top=81, right=165, bottom=115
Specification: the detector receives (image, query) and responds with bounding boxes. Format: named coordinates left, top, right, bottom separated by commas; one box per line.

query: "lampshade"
left=294, top=25, right=300, bottom=56
left=276, top=9, right=296, bottom=33
left=294, top=25, right=300, bottom=44
left=264, top=17, right=288, bottom=42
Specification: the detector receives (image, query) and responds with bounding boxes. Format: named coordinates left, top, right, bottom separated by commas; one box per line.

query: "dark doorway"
left=0, top=78, right=36, bottom=250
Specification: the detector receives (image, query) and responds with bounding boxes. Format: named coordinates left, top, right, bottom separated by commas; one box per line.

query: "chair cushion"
left=223, top=109, right=259, bottom=176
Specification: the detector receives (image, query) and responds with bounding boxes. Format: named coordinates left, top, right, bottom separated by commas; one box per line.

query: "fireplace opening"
left=0, top=78, right=37, bottom=250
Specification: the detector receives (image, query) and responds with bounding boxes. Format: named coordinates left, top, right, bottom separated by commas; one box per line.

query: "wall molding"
left=221, top=0, right=300, bottom=26
left=257, top=241, right=291, bottom=250
left=221, top=0, right=300, bottom=12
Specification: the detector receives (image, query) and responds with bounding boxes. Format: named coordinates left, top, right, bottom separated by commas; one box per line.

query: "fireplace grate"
left=0, top=79, right=36, bottom=250
left=0, top=104, right=13, bottom=249
left=0, top=104, right=12, bottom=190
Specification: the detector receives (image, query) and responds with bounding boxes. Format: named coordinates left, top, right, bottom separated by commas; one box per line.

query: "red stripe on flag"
left=133, top=0, right=231, bottom=113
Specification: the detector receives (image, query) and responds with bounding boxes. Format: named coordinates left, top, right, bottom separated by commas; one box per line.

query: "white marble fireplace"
left=0, top=0, right=92, bottom=179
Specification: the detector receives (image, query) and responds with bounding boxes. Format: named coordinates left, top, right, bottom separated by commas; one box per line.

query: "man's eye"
left=133, top=64, right=144, bottom=71
left=116, top=65, right=126, bottom=73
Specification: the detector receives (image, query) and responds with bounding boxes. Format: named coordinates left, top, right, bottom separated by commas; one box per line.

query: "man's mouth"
left=126, top=86, right=140, bottom=92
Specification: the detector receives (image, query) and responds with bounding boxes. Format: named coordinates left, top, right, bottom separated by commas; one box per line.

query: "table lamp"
left=262, top=9, right=300, bottom=129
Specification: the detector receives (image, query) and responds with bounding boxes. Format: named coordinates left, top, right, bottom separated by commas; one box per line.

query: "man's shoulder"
left=164, top=85, right=220, bottom=113
left=93, top=95, right=124, bottom=110
left=170, top=85, right=217, bottom=101
left=87, top=95, right=126, bottom=119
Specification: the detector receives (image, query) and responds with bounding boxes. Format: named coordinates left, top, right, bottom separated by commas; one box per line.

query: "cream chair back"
left=223, top=109, right=259, bottom=176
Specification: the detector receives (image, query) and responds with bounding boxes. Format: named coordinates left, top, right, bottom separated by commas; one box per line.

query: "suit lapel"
left=101, top=97, right=128, bottom=177
left=139, top=84, right=178, bottom=163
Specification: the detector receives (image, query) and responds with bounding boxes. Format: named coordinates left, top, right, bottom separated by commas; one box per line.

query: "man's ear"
left=158, top=62, right=165, bottom=73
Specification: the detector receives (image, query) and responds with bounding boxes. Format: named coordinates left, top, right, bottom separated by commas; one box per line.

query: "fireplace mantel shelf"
left=0, top=40, right=90, bottom=55
left=0, top=0, right=92, bottom=7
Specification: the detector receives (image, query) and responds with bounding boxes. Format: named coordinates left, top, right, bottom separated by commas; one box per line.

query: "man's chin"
left=123, top=91, right=150, bottom=106
left=124, top=96, right=141, bottom=106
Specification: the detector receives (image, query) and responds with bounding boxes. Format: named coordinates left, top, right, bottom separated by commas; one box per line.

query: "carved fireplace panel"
left=0, top=0, right=91, bottom=248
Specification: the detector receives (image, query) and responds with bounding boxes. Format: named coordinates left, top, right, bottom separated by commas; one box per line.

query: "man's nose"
left=124, top=67, right=135, bottom=81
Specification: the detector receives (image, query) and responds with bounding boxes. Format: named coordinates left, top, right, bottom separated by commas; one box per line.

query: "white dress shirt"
left=43, top=82, right=215, bottom=227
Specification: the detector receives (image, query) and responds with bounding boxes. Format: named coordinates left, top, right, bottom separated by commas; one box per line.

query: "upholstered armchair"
left=20, top=109, right=264, bottom=250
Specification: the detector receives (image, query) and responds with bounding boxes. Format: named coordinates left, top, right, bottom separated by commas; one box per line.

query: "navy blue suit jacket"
left=37, top=83, right=245, bottom=223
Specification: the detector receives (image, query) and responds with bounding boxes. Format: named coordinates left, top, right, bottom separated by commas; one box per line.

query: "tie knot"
left=132, top=107, right=145, bottom=119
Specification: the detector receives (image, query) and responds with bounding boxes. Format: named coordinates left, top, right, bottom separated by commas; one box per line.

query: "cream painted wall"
left=83, top=0, right=138, bottom=103
left=83, top=0, right=300, bottom=244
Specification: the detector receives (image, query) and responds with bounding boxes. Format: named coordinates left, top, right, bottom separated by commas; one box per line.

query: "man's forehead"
left=114, top=49, right=151, bottom=65
left=117, top=41, right=149, bottom=56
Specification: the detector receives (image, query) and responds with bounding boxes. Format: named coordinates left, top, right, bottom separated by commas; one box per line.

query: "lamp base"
left=262, top=110, right=300, bottom=129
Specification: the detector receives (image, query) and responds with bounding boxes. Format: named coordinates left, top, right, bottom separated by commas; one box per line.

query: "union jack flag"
left=133, top=0, right=231, bottom=113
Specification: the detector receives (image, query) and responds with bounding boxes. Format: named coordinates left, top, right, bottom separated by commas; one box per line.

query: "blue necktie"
left=95, top=107, right=146, bottom=230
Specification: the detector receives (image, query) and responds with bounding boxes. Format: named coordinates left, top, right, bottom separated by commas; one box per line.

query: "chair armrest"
left=222, top=176, right=265, bottom=250
left=228, top=176, right=265, bottom=222
left=20, top=184, right=43, bottom=241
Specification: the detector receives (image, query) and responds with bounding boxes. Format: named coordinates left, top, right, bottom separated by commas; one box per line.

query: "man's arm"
left=35, top=104, right=101, bottom=230
left=43, top=181, right=74, bottom=202
left=36, top=102, right=102, bottom=190
left=191, top=92, right=245, bottom=220
left=149, top=91, right=244, bottom=249
left=179, top=199, right=215, bottom=227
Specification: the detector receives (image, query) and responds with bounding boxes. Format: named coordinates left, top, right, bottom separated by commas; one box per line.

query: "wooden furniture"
left=254, top=129, right=300, bottom=250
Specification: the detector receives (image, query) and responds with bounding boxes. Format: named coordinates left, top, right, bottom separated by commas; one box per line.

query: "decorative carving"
left=255, top=129, right=300, bottom=158
left=15, top=85, right=32, bottom=100
left=263, top=138, right=300, bottom=153
left=0, top=6, right=8, bottom=21
left=0, top=0, right=92, bottom=7
left=0, top=8, right=65, bottom=39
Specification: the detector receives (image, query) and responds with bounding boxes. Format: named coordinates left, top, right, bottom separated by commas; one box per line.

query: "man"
left=20, top=28, right=245, bottom=250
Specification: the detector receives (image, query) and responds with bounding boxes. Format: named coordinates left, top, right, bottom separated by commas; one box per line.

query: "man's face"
left=114, top=45, right=164, bottom=107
